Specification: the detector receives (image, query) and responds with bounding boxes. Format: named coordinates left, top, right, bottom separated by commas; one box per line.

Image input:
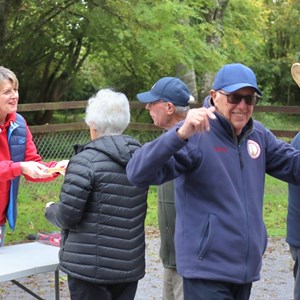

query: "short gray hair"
left=85, top=88, right=130, bottom=135
left=0, top=66, right=19, bottom=88
left=175, top=105, right=190, bottom=114
left=174, top=95, right=195, bottom=114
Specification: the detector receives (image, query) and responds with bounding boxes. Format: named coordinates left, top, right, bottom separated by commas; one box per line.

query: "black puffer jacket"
left=45, top=135, right=148, bottom=284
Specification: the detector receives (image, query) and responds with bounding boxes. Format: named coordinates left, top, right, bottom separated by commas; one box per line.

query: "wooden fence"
left=17, top=101, right=300, bottom=138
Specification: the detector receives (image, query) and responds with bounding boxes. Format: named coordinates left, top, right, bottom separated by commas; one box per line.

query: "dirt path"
left=136, top=232, right=295, bottom=300
left=251, top=237, right=294, bottom=300
left=0, top=230, right=295, bottom=300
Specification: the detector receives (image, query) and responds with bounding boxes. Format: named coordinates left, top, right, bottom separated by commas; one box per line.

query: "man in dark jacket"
left=45, top=88, right=148, bottom=300
left=136, top=77, right=194, bottom=300
left=126, top=63, right=300, bottom=300
left=287, top=132, right=300, bottom=300
left=287, top=62, right=300, bottom=300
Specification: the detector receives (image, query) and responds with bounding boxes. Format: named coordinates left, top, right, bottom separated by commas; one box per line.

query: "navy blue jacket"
left=127, top=97, right=300, bottom=284
left=8, top=113, right=27, bottom=230
left=287, top=132, right=300, bottom=247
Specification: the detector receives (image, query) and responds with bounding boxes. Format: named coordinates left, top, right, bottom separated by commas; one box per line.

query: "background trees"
left=0, top=0, right=299, bottom=124
left=259, top=0, right=300, bottom=104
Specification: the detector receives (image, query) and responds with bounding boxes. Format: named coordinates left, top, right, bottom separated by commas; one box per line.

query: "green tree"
left=0, top=0, right=93, bottom=123
left=258, top=0, right=300, bottom=104
left=1, top=0, right=221, bottom=122
left=2, top=0, right=297, bottom=126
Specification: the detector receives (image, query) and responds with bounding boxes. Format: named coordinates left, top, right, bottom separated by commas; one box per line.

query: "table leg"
left=55, top=269, right=60, bottom=300
left=11, top=279, right=44, bottom=300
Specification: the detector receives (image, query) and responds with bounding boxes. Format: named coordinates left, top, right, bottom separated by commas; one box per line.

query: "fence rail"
left=18, top=101, right=300, bottom=138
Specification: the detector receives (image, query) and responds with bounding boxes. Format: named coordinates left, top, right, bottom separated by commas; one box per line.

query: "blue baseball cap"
left=213, top=63, right=262, bottom=96
left=137, top=77, right=192, bottom=106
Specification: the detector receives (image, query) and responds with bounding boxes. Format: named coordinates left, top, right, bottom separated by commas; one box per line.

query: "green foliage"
left=0, top=0, right=300, bottom=118
left=221, top=0, right=265, bottom=63
left=253, top=111, right=300, bottom=132
left=1, top=1, right=93, bottom=105
left=256, top=0, right=300, bottom=104
left=82, top=0, right=220, bottom=100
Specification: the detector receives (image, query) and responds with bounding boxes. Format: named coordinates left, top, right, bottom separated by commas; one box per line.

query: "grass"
left=4, top=174, right=289, bottom=244
left=5, top=179, right=64, bottom=244
left=253, top=112, right=300, bottom=131
left=263, top=175, right=288, bottom=237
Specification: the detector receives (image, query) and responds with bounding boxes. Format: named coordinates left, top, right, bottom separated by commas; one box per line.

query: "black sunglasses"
left=218, top=91, right=261, bottom=106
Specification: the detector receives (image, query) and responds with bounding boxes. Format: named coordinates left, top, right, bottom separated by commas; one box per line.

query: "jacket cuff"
left=11, top=162, right=22, bottom=177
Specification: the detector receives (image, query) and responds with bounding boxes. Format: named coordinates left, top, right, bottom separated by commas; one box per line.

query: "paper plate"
left=46, top=167, right=65, bottom=174
left=291, top=63, right=300, bottom=88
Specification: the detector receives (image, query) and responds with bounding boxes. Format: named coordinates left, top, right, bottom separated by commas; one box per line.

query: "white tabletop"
left=0, top=241, right=59, bottom=282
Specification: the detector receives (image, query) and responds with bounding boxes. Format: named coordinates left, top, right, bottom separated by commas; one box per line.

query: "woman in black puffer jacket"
left=45, top=88, right=148, bottom=300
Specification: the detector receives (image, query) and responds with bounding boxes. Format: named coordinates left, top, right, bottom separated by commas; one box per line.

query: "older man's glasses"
left=218, top=91, right=261, bottom=106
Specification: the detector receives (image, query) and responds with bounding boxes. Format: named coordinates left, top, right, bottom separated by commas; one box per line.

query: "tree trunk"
left=176, top=64, right=198, bottom=103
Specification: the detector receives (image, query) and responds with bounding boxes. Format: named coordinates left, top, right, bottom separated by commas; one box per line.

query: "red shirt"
left=0, top=113, right=58, bottom=225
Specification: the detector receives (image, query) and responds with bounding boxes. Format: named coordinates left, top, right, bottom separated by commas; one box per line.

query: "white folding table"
left=0, top=241, right=60, bottom=300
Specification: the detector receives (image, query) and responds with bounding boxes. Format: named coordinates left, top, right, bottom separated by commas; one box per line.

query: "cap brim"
left=291, top=63, right=300, bottom=88
left=137, top=91, right=160, bottom=103
left=223, top=83, right=262, bottom=96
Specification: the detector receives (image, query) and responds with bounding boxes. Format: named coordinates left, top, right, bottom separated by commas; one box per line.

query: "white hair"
left=85, top=88, right=130, bottom=135
left=174, top=95, right=195, bottom=114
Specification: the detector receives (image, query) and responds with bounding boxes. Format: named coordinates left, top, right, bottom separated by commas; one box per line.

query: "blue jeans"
left=183, top=278, right=252, bottom=300
left=290, top=245, right=300, bottom=300
left=0, top=225, right=5, bottom=247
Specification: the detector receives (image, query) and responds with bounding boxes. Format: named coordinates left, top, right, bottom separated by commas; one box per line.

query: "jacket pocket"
left=198, top=213, right=216, bottom=260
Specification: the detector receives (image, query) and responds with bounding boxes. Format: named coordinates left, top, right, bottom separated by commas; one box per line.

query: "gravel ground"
left=0, top=229, right=295, bottom=300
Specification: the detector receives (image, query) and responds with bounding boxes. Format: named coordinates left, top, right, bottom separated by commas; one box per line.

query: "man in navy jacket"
left=287, top=132, right=300, bottom=300
left=287, top=63, right=300, bottom=300
left=127, top=63, right=300, bottom=300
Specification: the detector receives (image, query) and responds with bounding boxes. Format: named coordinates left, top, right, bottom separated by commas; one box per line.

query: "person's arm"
left=0, top=160, right=54, bottom=181
left=264, top=128, right=300, bottom=185
left=45, top=155, right=92, bottom=229
left=0, top=161, right=27, bottom=181
left=177, top=106, right=216, bottom=140
left=127, top=107, right=216, bottom=188
left=127, top=126, right=194, bottom=188
left=23, top=126, right=67, bottom=181
left=291, top=132, right=300, bottom=149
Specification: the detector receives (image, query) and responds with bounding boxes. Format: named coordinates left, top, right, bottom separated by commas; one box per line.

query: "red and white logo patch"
left=247, top=140, right=261, bottom=159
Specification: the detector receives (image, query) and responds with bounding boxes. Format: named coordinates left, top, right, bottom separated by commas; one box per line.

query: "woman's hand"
left=20, top=161, right=53, bottom=178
